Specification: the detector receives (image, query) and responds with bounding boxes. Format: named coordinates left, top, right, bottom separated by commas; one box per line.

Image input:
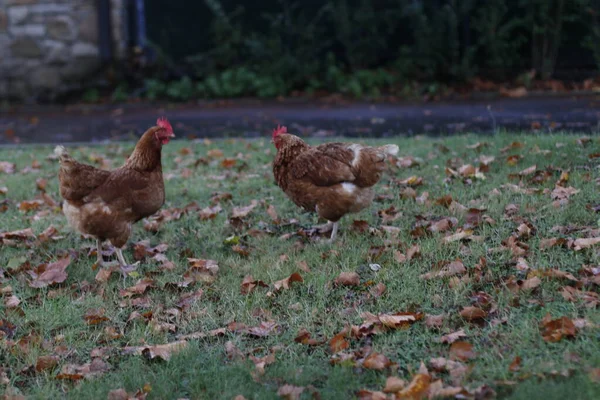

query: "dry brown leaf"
left=425, top=314, right=445, bottom=329
left=240, top=275, right=268, bottom=295
left=420, top=260, right=466, bottom=280
left=245, top=321, right=280, bottom=337
left=459, top=306, right=487, bottom=321
left=277, top=384, right=305, bottom=400
left=28, top=257, right=70, bottom=288
left=35, top=355, right=60, bottom=372
left=396, top=373, right=431, bottom=399
left=183, top=259, right=219, bottom=284
left=329, top=330, right=350, bottom=353
left=540, top=315, right=577, bottom=343
left=362, top=352, right=393, bottom=370
left=449, top=341, right=476, bottom=361
left=84, top=308, right=110, bottom=325
left=383, top=376, right=406, bottom=393
left=231, top=200, right=259, bottom=218
left=119, top=278, right=154, bottom=298
left=198, top=205, right=222, bottom=220
left=273, top=272, right=303, bottom=292
left=123, top=341, right=188, bottom=361
left=56, top=358, right=111, bottom=380
left=334, top=272, right=360, bottom=286
left=4, top=295, right=20, bottom=309
left=294, top=329, right=325, bottom=346
left=509, top=356, right=522, bottom=372
left=572, top=237, right=600, bottom=250
left=439, top=329, right=467, bottom=344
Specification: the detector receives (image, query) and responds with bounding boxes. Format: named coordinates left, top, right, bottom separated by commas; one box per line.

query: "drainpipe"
left=98, top=0, right=113, bottom=62
left=133, top=0, right=147, bottom=48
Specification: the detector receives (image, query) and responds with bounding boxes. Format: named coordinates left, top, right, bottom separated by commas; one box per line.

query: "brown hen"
left=272, top=126, right=398, bottom=242
left=55, top=118, right=174, bottom=274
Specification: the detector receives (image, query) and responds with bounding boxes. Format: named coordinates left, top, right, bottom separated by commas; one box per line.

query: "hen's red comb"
left=157, top=117, right=173, bottom=133
left=272, top=125, right=287, bottom=138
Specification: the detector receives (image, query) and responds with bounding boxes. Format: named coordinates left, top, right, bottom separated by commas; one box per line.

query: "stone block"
left=61, top=57, right=100, bottom=81
left=10, top=24, right=45, bottom=36
left=77, top=8, right=98, bottom=43
left=0, top=10, right=8, bottom=32
left=6, top=0, right=39, bottom=5
left=44, top=39, right=69, bottom=64
left=31, top=66, right=61, bottom=89
left=8, top=5, right=28, bottom=24
left=72, top=41, right=99, bottom=57
left=10, top=36, right=42, bottom=57
left=29, top=4, right=71, bottom=14
left=47, top=16, right=75, bottom=40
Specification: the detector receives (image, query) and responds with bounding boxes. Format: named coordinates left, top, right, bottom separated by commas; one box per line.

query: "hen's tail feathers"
left=54, top=145, right=70, bottom=163
left=379, top=144, right=399, bottom=156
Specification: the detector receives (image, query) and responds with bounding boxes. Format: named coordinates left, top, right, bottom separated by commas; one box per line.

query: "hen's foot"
left=115, top=248, right=140, bottom=282
left=327, top=222, right=339, bottom=243
left=313, top=221, right=334, bottom=233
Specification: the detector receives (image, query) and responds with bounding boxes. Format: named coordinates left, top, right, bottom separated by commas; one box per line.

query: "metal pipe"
left=97, top=0, right=113, bottom=62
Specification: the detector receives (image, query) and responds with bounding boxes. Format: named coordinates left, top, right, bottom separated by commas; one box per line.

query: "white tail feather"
left=54, top=145, right=67, bottom=158
left=380, top=144, right=399, bottom=156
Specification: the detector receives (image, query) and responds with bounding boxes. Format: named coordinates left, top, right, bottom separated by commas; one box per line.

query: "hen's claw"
left=327, top=222, right=339, bottom=243
left=313, top=221, right=334, bottom=233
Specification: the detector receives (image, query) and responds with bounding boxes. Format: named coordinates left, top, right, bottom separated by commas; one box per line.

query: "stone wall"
left=0, top=0, right=127, bottom=101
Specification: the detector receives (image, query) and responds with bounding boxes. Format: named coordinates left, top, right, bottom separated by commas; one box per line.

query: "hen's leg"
left=328, top=222, right=339, bottom=243
left=115, top=248, right=139, bottom=282
left=115, top=248, right=129, bottom=266
left=96, top=239, right=104, bottom=266
left=96, top=239, right=118, bottom=268
left=314, top=220, right=334, bottom=233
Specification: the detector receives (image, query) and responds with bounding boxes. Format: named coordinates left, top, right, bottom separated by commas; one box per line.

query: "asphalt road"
left=1, top=96, right=599, bottom=145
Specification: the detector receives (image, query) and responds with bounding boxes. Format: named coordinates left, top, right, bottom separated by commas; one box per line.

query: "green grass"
left=1, top=133, right=599, bottom=399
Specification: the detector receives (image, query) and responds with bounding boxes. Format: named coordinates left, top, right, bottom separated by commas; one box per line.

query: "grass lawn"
left=1, top=133, right=600, bottom=400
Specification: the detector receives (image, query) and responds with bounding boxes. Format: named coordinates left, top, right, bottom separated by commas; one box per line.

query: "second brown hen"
left=272, top=126, right=398, bottom=242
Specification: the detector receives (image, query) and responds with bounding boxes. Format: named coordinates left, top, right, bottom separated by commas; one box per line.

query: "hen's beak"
left=168, top=132, right=175, bottom=138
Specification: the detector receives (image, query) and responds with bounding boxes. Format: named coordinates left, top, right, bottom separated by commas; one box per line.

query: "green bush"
left=135, top=0, right=599, bottom=101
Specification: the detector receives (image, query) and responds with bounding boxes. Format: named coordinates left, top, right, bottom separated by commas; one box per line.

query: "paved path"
left=1, top=96, right=599, bottom=145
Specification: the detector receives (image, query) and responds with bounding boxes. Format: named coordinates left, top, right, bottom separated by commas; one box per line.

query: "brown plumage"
left=272, top=126, right=398, bottom=242
left=55, top=118, right=175, bottom=271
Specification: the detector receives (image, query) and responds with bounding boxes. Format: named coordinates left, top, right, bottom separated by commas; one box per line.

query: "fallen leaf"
left=334, top=272, right=360, bottom=286
left=396, top=373, right=431, bottom=399
left=540, top=314, right=577, bottom=343
left=572, top=237, right=600, bottom=250
left=440, top=329, right=467, bottom=344
left=383, top=376, right=406, bottom=393
left=198, top=205, right=222, bottom=220
left=420, top=260, right=466, bottom=280
left=329, top=330, right=350, bottom=353
left=277, top=384, right=304, bottom=400
left=245, top=321, right=280, bottom=337
left=35, top=355, right=60, bottom=372
left=273, top=272, right=303, bottom=292
left=183, top=259, right=219, bottom=284
left=425, top=314, right=445, bottom=329
left=509, top=356, right=522, bottom=372
left=28, top=257, right=70, bottom=288
left=119, top=278, right=154, bottom=298
left=123, top=341, right=188, bottom=361
left=231, top=200, right=259, bottom=218
left=449, top=341, right=476, bottom=361
left=459, top=306, right=487, bottom=321
left=4, top=295, right=20, bottom=309
left=56, top=358, right=111, bottom=380
left=84, top=308, right=110, bottom=325
left=240, top=275, right=269, bottom=295
left=362, top=352, right=393, bottom=370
